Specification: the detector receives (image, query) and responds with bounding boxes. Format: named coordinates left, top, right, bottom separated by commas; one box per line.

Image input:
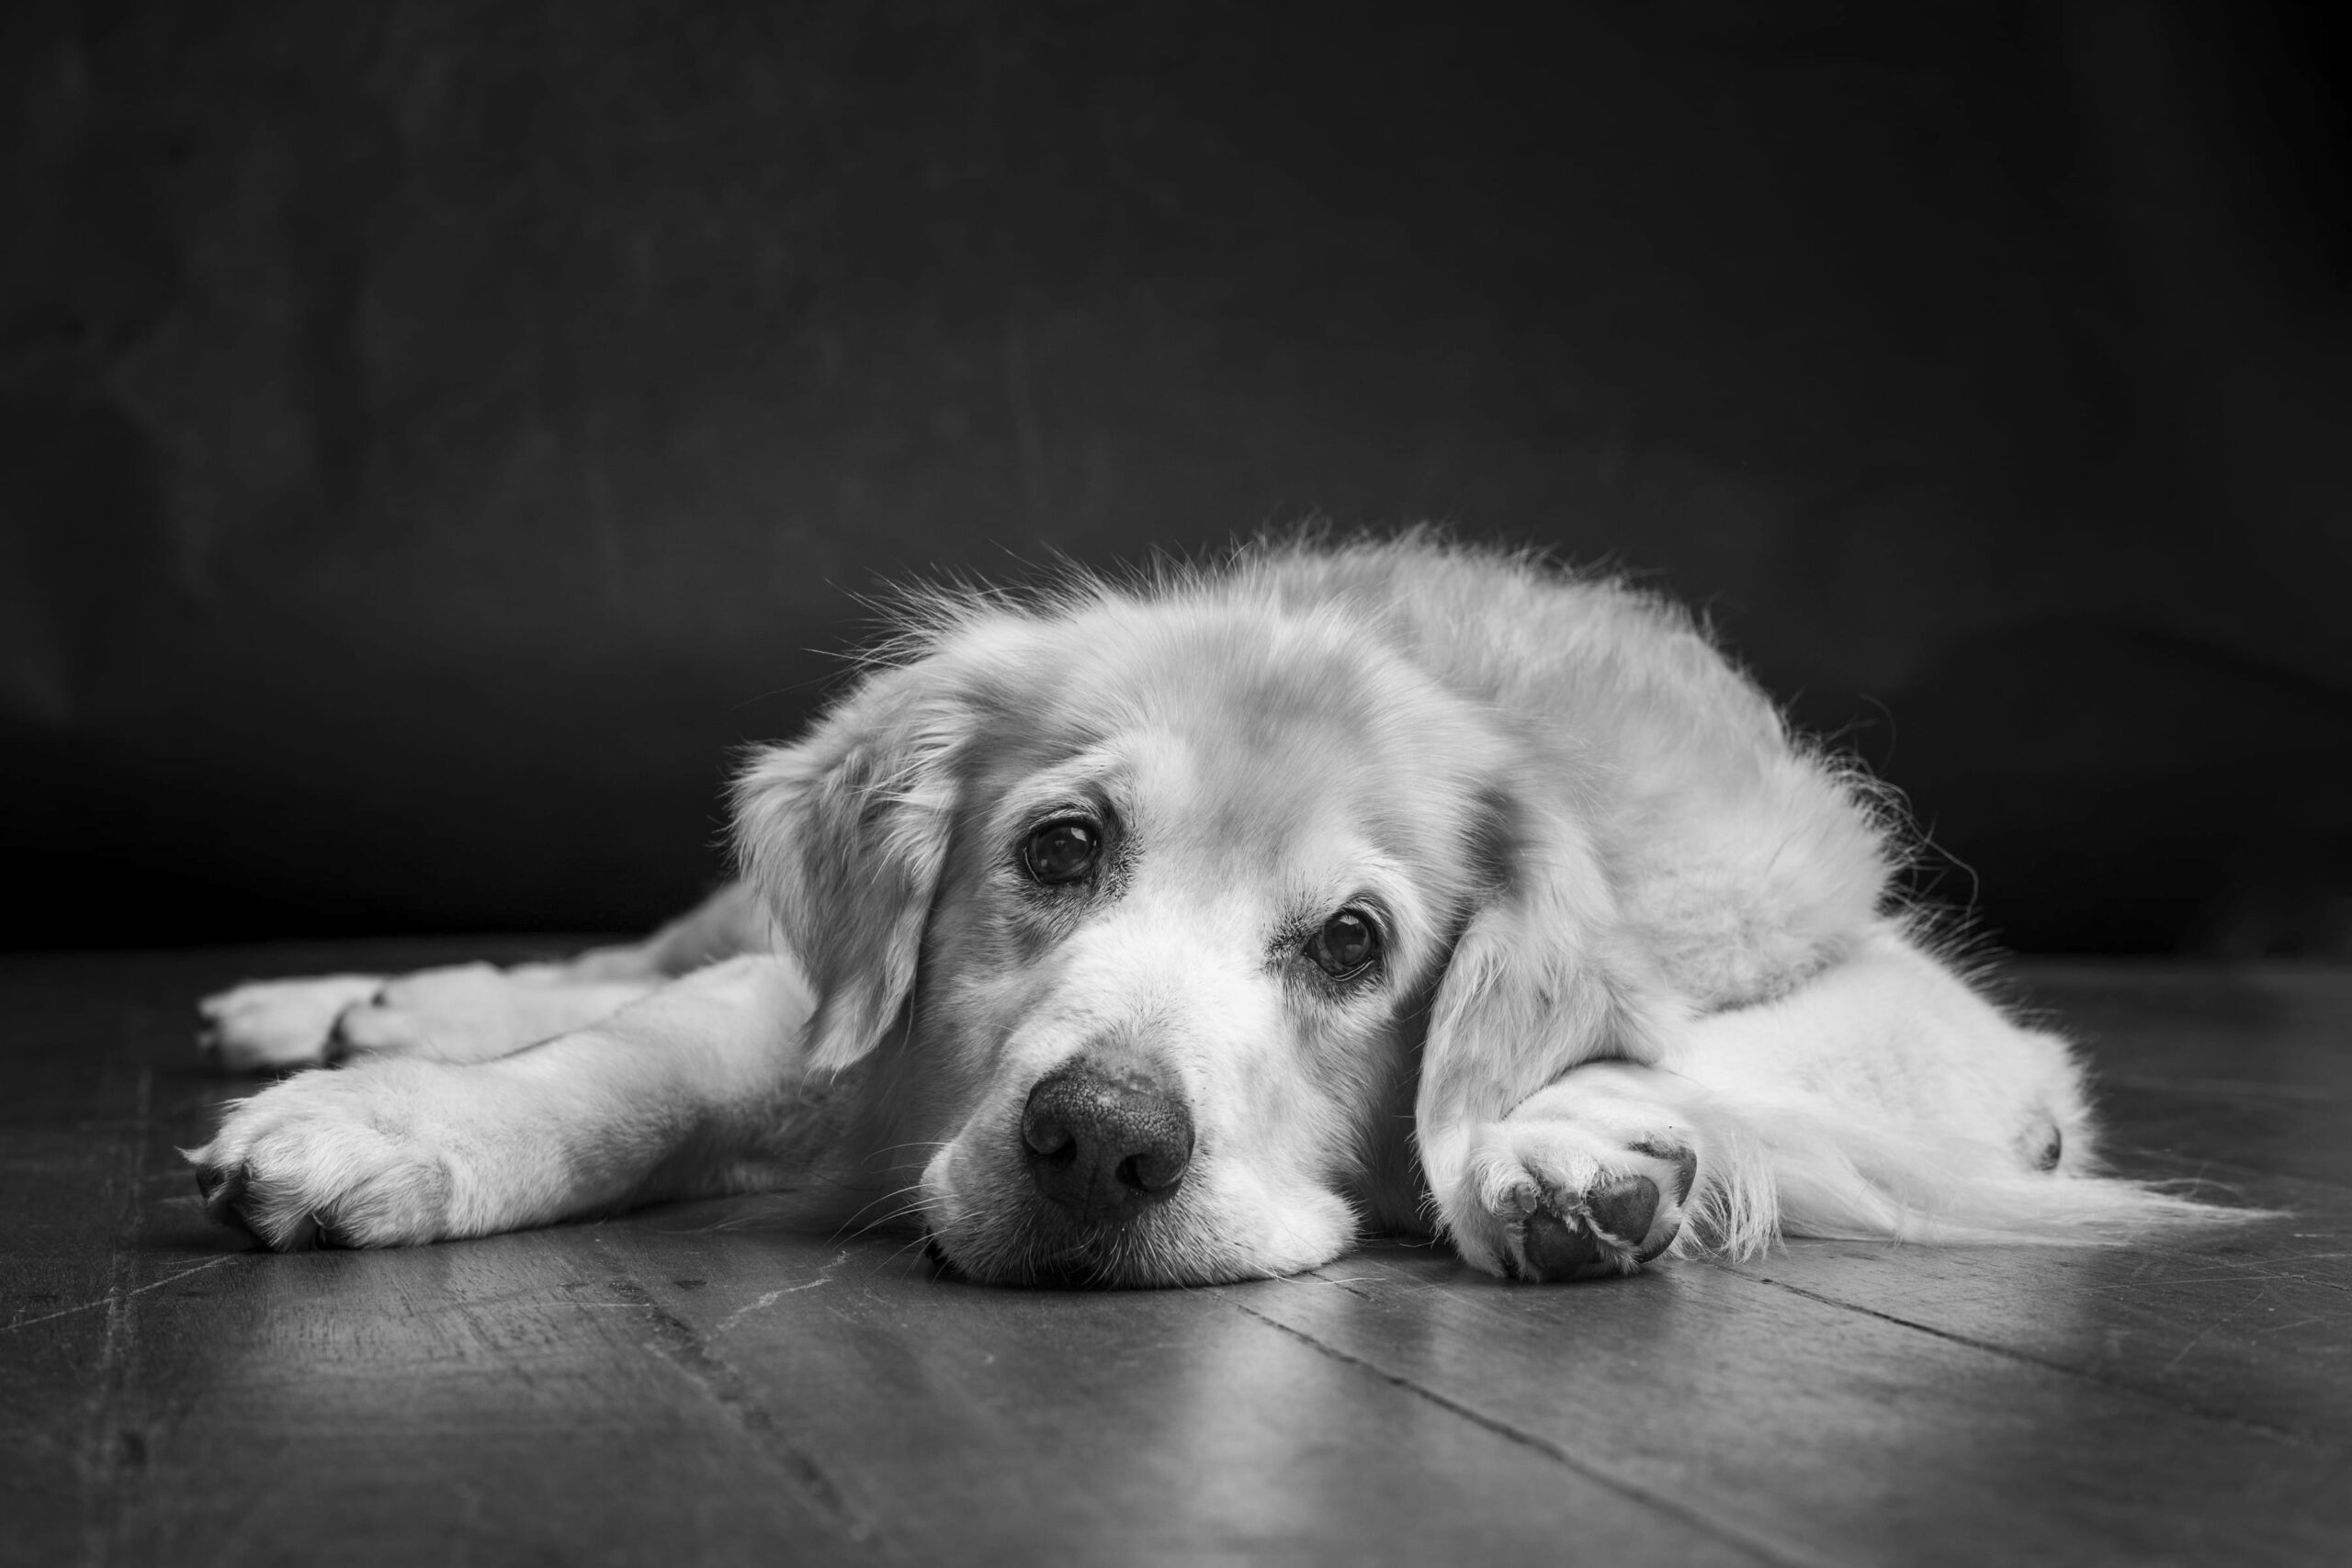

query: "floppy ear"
left=1415, top=781, right=1679, bottom=1242
left=731, top=662, right=971, bottom=1073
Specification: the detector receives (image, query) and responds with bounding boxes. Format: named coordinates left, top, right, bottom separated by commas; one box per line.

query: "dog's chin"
left=926, top=1208, right=1233, bottom=1289
left=921, top=1168, right=1362, bottom=1289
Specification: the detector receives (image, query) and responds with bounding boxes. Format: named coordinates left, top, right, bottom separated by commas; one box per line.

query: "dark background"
left=4, top=0, right=2347, bottom=955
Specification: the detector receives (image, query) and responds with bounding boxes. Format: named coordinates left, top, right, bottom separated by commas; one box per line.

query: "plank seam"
left=1719, top=1269, right=2342, bottom=1455
left=76, top=1065, right=153, bottom=1568
left=1225, top=1297, right=1819, bottom=1568
left=591, top=1240, right=901, bottom=1562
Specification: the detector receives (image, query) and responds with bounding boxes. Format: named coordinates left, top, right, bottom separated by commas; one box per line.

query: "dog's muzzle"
left=1019, top=1054, right=1194, bottom=1224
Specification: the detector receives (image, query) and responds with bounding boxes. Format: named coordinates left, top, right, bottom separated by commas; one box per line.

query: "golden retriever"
left=189, top=536, right=2221, bottom=1284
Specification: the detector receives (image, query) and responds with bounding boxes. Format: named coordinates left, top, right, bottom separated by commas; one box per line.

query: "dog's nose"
left=1020, top=1055, right=1194, bottom=1222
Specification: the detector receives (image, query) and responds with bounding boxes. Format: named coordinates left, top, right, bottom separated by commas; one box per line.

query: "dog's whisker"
left=826, top=1190, right=933, bottom=1246
left=835, top=1198, right=933, bottom=1245
left=875, top=1230, right=939, bottom=1270
left=854, top=1140, right=952, bottom=1167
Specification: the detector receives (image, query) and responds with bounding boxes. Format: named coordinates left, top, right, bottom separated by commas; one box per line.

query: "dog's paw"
left=1457, top=1121, right=1699, bottom=1282
left=326, top=964, right=655, bottom=1065
left=185, top=1065, right=458, bottom=1249
left=198, top=976, right=385, bottom=1071
left=322, top=963, right=512, bottom=1062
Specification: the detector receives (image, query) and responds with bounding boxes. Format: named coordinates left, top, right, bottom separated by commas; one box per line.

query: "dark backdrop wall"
left=5, top=0, right=2348, bottom=953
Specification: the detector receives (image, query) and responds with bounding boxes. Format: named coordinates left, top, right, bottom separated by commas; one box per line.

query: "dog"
left=188, top=534, right=2224, bottom=1285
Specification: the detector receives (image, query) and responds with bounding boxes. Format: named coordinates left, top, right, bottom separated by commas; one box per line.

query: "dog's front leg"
left=187, top=954, right=821, bottom=1249
left=197, top=884, right=770, bottom=1070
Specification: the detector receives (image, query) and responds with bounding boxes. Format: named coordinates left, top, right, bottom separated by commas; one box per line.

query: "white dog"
left=189, top=536, right=2222, bottom=1284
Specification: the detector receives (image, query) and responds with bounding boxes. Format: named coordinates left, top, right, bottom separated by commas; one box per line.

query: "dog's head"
left=735, top=577, right=1663, bottom=1284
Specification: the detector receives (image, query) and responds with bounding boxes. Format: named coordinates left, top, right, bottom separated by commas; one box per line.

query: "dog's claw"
left=199, top=1163, right=249, bottom=1224
left=199, top=1166, right=262, bottom=1244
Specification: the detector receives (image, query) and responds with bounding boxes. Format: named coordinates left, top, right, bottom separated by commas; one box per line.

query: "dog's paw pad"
left=1460, top=1112, right=1705, bottom=1282
left=1587, top=1172, right=1662, bottom=1247
left=1512, top=1173, right=1661, bottom=1281
left=1520, top=1206, right=1605, bottom=1280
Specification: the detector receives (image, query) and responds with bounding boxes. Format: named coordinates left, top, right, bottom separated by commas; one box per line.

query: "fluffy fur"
left=188, top=535, right=2238, bottom=1285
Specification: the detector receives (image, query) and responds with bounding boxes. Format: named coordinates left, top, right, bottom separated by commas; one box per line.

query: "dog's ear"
left=1415, top=779, right=1678, bottom=1244
left=732, top=661, right=972, bottom=1073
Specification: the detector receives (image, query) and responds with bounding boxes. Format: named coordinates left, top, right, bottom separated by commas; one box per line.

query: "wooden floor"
left=5, top=942, right=2348, bottom=1566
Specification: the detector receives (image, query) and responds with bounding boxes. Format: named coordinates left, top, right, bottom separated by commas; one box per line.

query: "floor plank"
left=589, top=1218, right=1764, bottom=1564
left=1691, top=970, right=2352, bottom=1472
left=1263, top=1245, right=2349, bottom=1568
left=5, top=945, right=2349, bottom=1565
left=1709, top=1203, right=2352, bottom=1451
left=4, top=956, right=874, bottom=1568
left=94, top=1241, right=873, bottom=1568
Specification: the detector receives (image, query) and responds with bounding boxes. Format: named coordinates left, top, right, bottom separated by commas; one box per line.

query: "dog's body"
left=192, top=536, right=2213, bottom=1284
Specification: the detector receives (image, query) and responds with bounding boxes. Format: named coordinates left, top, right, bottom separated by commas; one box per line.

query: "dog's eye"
left=1022, top=819, right=1101, bottom=886
left=1306, top=909, right=1380, bottom=978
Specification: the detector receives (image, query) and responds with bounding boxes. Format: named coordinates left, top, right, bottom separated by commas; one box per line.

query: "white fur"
left=198, top=976, right=384, bottom=1070
left=187, top=535, right=2251, bottom=1283
left=187, top=956, right=816, bottom=1248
